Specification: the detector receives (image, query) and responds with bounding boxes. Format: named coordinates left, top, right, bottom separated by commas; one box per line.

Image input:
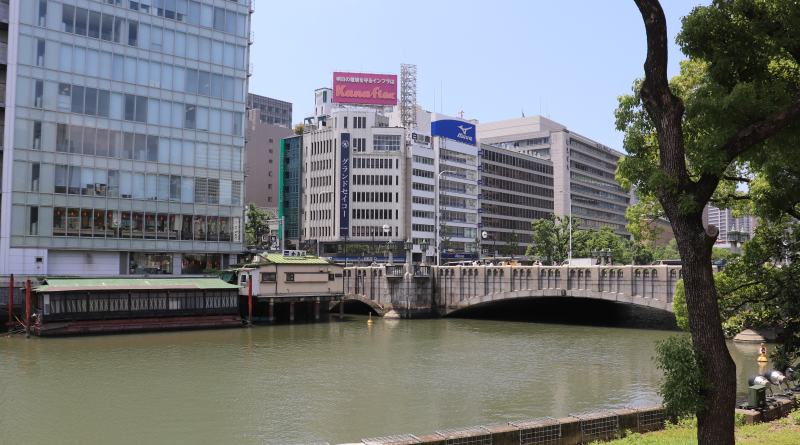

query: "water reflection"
left=0, top=317, right=767, bottom=445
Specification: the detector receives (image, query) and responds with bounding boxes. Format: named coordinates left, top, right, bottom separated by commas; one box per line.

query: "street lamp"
left=341, top=235, right=349, bottom=267
left=559, top=190, right=573, bottom=264
left=420, top=239, right=430, bottom=266
left=435, top=170, right=458, bottom=267
left=482, top=231, right=496, bottom=263
left=727, top=221, right=750, bottom=255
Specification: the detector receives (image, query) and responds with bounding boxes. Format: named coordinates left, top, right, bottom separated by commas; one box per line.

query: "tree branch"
left=723, top=176, right=751, bottom=183
left=710, top=194, right=752, bottom=203
left=719, top=89, right=800, bottom=161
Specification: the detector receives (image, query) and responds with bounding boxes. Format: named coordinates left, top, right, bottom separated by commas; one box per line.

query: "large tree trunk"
left=669, top=208, right=736, bottom=445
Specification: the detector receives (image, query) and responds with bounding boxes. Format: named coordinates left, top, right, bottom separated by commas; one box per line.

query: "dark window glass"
left=108, top=130, right=120, bottom=158
left=84, top=88, right=98, bottom=116
left=210, top=73, right=222, bottom=98
left=147, top=135, right=159, bottom=162
left=124, top=94, right=136, bottom=121
left=55, top=167, right=67, bottom=194
left=83, top=128, right=96, bottom=156
left=101, top=14, right=113, bottom=41
left=88, top=11, right=101, bottom=39
left=61, top=5, right=75, bottom=34
left=213, top=7, right=225, bottom=31
left=134, top=134, right=147, bottom=161
left=135, top=96, right=148, bottom=123
left=69, top=126, right=82, bottom=154
left=96, top=129, right=109, bottom=157
left=165, top=0, right=177, bottom=19
left=68, top=166, right=81, bottom=194
left=128, top=21, right=139, bottom=46
left=56, top=124, right=69, bottom=153
left=225, top=10, right=236, bottom=34
left=198, top=71, right=210, bottom=96
left=97, top=90, right=110, bottom=118
left=223, top=76, right=234, bottom=100
left=185, top=68, right=198, bottom=93
left=184, top=104, right=196, bottom=129
left=74, top=8, right=88, bottom=36
left=71, top=86, right=85, bottom=114
left=123, top=132, right=135, bottom=159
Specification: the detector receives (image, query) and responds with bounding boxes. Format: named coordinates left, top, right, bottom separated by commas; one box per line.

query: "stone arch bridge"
left=342, top=265, right=682, bottom=318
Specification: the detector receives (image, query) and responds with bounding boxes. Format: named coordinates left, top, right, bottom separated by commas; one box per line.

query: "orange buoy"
left=367, top=313, right=374, bottom=324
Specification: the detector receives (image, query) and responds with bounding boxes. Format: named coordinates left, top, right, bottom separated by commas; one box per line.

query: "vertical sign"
left=278, top=138, right=285, bottom=223
left=232, top=217, right=241, bottom=242
left=339, top=133, right=351, bottom=237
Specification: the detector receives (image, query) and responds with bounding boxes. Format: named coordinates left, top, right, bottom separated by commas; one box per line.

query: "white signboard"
left=232, top=217, right=241, bottom=242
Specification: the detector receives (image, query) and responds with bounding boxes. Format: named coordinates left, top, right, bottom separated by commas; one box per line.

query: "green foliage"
left=712, top=247, right=731, bottom=261
left=203, top=268, right=221, bottom=277
left=245, top=203, right=271, bottom=248
left=793, top=408, right=800, bottom=426
left=735, top=413, right=746, bottom=429
left=526, top=214, right=581, bottom=265
left=439, top=221, right=452, bottom=253
left=500, top=230, right=519, bottom=257
left=672, top=280, right=690, bottom=333
left=653, top=336, right=714, bottom=418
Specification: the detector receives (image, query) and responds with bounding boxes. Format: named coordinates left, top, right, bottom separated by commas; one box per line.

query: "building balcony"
left=0, top=2, right=8, bottom=24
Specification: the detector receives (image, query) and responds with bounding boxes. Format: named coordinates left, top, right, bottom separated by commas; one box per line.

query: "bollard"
left=314, top=300, right=320, bottom=320
left=8, top=274, right=13, bottom=325
left=290, top=298, right=294, bottom=322
left=269, top=300, right=274, bottom=322
left=25, top=280, right=31, bottom=338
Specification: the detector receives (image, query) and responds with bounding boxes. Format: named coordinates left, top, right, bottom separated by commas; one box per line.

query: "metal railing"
left=247, top=63, right=253, bottom=76
left=413, top=265, right=431, bottom=277
left=249, top=0, right=255, bottom=13
left=248, top=31, right=254, bottom=45
left=385, top=265, right=405, bottom=277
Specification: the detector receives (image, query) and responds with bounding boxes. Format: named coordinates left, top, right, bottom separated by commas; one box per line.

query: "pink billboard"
left=332, top=72, right=398, bottom=105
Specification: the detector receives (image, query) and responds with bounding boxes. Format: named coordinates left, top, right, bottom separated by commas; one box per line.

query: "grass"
left=595, top=411, right=800, bottom=445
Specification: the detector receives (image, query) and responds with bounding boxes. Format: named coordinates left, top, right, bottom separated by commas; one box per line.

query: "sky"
left=248, top=0, right=708, bottom=152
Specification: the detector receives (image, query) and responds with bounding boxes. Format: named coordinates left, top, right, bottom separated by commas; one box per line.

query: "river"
left=0, top=316, right=769, bottom=444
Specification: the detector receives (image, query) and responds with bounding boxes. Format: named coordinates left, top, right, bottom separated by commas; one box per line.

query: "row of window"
left=15, top=120, right=243, bottom=170
left=571, top=150, right=616, bottom=172
left=352, top=175, right=397, bottom=186
left=482, top=163, right=553, bottom=186
left=413, top=155, right=434, bottom=165
left=571, top=206, right=627, bottom=222
left=22, top=0, right=249, bottom=43
left=581, top=219, right=627, bottom=231
left=310, top=159, right=330, bottom=171
left=570, top=183, right=630, bottom=204
left=347, top=226, right=398, bottom=238
left=311, top=139, right=332, bottom=155
left=352, top=138, right=366, bottom=153
left=412, top=196, right=434, bottom=205
left=440, top=196, right=478, bottom=210
left=354, top=157, right=398, bottom=169
left=412, top=224, right=434, bottom=233
left=569, top=139, right=620, bottom=162
left=351, top=209, right=397, bottom=220
left=570, top=172, right=627, bottom=194
left=352, top=192, right=396, bottom=203
left=13, top=204, right=240, bottom=241
left=482, top=176, right=553, bottom=198
left=441, top=210, right=476, bottom=224
left=482, top=149, right=553, bottom=174
left=440, top=148, right=477, bottom=166
left=480, top=204, right=553, bottom=221
left=412, top=182, right=434, bottom=192
left=373, top=134, right=402, bottom=152
left=440, top=165, right=477, bottom=181
left=572, top=195, right=627, bottom=213
left=310, top=176, right=330, bottom=187
left=570, top=161, right=617, bottom=181
left=309, top=192, right=332, bottom=204
left=17, top=163, right=242, bottom=205
left=412, top=210, right=434, bottom=219
left=439, top=180, right=477, bottom=195
left=482, top=190, right=554, bottom=210
left=412, top=168, right=433, bottom=179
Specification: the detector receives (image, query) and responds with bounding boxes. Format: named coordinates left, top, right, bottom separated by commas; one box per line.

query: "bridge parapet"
left=343, top=265, right=682, bottom=317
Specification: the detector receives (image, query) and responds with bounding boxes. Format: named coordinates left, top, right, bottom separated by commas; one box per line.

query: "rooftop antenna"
left=522, top=108, right=525, bottom=118
left=458, top=104, right=465, bottom=119
left=400, top=63, right=418, bottom=130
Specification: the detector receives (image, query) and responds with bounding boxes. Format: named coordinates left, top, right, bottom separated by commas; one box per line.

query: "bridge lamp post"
left=482, top=231, right=495, bottom=263
left=436, top=170, right=457, bottom=267
left=559, top=189, right=573, bottom=264
left=419, top=239, right=430, bottom=266
left=404, top=238, right=414, bottom=273
left=727, top=221, right=750, bottom=255
left=385, top=239, right=396, bottom=266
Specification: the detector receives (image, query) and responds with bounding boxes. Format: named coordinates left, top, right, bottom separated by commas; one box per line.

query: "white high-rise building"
left=706, top=205, right=758, bottom=247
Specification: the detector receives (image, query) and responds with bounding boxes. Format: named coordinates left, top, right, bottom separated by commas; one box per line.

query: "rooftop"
left=35, top=277, right=240, bottom=293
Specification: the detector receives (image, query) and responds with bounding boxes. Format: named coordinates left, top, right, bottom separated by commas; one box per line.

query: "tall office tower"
left=248, top=93, right=291, bottom=127
left=3, top=0, right=252, bottom=276
left=706, top=205, right=758, bottom=246
left=279, top=133, right=302, bottom=250
left=478, top=116, right=632, bottom=239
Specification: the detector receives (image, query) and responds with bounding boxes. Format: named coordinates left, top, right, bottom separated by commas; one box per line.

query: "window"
left=374, top=134, right=401, bottom=151
left=262, top=273, right=276, bottom=282
left=285, top=273, right=295, bottom=282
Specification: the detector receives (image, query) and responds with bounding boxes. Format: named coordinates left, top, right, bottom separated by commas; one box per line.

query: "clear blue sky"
left=248, top=0, right=707, bottom=152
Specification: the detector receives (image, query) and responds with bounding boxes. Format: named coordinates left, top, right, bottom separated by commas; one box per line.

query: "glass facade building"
left=2, top=0, right=252, bottom=276
left=249, top=93, right=291, bottom=127
left=280, top=134, right=301, bottom=244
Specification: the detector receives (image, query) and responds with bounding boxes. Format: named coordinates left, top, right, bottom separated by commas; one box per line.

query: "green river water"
left=0, top=316, right=769, bottom=444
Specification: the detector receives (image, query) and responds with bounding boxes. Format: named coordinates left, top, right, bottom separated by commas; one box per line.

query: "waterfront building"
left=248, top=93, right=291, bottom=127
left=4, top=0, right=253, bottom=275
left=477, top=116, right=633, bottom=239
left=280, top=133, right=302, bottom=250
left=243, top=109, right=292, bottom=209
left=479, top=143, right=555, bottom=257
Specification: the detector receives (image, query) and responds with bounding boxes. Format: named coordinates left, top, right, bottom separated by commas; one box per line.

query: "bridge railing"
left=343, top=265, right=682, bottom=310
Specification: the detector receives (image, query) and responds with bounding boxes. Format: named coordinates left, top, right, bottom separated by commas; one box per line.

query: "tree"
left=620, top=2, right=800, bottom=442
left=293, top=123, right=305, bottom=135
left=500, top=230, right=519, bottom=257
left=526, top=214, right=580, bottom=265
left=245, top=203, right=270, bottom=248
left=439, top=221, right=453, bottom=253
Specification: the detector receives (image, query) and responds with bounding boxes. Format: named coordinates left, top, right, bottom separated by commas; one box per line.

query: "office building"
left=243, top=109, right=292, bottom=208
left=706, top=205, right=758, bottom=247
left=479, top=143, right=554, bottom=256
left=280, top=133, right=302, bottom=250
left=248, top=93, right=291, bottom=127
left=478, top=116, right=632, bottom=239
left=3, top=0, right=252, bottom=275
